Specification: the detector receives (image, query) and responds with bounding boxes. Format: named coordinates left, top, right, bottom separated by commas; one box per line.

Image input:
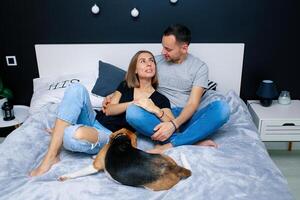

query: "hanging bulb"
left=131, top=8, right=139, bottom=18
left=91, top=4, right=100, bottom=14
left=170, top=0, right=178, bottom=4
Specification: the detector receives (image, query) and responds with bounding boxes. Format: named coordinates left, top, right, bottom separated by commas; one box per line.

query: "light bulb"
left=131, top=8, right=139, bottom=18
left=91, top=4, right=100, bottom=14
left=170, top=0, right=178, bottom=3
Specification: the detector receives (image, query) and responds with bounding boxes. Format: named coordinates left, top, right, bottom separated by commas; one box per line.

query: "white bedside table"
left=247, top=100, right=300, bottom=151
left=0, top=105, right=29, bottom=128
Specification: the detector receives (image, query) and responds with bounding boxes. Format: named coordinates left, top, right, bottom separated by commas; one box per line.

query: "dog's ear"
left=123, top=129, right=137, bottom=148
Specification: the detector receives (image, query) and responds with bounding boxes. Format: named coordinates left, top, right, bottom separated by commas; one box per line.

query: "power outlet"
left=6, top=56, right=17, bottom=66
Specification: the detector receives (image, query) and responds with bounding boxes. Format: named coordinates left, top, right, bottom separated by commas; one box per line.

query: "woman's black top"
left=95, top=81, right=170, bottom=132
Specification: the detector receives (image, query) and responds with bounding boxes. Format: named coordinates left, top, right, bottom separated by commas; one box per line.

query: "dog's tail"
left=58, top=165, right=99, bottom=181
left=176, top=153, right=192, bottom=179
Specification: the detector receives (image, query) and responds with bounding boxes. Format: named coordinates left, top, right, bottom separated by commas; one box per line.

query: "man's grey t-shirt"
left=155, top=54, right=208, bottom=108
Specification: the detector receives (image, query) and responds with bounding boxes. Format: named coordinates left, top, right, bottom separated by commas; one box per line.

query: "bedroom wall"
left=0, top=0, right=298, bottom=106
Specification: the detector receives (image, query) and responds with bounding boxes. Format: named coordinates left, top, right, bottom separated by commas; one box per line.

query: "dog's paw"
left=58, top=176, right=69, bottom=182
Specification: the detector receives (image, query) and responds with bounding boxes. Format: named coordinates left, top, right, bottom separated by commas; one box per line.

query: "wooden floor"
left=268, top=150, right=300, bottom=199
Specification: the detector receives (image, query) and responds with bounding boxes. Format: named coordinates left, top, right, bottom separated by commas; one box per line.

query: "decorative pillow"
left=207, top=80, right=217, bottom=91
left=29, top=71, right=103, bottom=114
left=92, top=61, right=126, bottom=97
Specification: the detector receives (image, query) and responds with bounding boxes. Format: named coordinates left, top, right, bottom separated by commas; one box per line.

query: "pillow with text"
left=30, top=71, right=103, bottom=114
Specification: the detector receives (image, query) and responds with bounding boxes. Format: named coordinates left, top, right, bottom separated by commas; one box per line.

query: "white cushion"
left=29, top=71, right=103, bottom=115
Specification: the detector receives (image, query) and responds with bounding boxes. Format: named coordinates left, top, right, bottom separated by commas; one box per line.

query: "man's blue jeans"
left=126, top=100, right=230, bottom=147
left=57, top=83, right=111, bottom=154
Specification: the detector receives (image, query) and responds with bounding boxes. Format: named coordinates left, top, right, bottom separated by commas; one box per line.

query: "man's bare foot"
left=195, top=139, right=218, bottom=148
left=147, top=143, right=173, bottom=154
left=29, top=156, right=60, bottom=177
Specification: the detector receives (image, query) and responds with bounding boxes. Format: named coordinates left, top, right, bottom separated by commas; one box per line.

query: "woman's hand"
left=134, top=98, right=160, bottom=114
left=102, top=94, right=113, bottom=114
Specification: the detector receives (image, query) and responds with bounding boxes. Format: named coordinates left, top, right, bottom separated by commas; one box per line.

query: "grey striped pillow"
left=207, top=80, right=217, bottom=90
left=203, top=80, right=217, bottom=95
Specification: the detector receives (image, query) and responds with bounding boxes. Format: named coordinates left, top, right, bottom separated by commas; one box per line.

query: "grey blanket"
left=0, top=91, right=293, bottom=200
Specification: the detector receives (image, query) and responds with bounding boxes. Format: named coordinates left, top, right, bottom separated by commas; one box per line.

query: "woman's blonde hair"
left=125, top=50, right=158, bottom=89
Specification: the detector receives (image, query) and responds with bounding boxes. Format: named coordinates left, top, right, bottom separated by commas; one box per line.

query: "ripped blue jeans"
left=57, top=83, right=111, bottom=154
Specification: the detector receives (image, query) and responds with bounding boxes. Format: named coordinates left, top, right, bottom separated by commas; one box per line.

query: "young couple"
left=30, top=24, right=230, bottom=177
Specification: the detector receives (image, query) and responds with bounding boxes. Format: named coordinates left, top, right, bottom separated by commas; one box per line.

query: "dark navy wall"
left=0, top=0, right=298, bottom=105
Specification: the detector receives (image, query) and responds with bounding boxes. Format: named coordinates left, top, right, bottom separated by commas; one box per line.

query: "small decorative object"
left=278, top=91, right=291, bottom=105
left=91, top=4, right=100, bottom=14
left=256, top=80, right=278, bottom=107
left=170, top=0, right=178, bottom=4
left=2, top=101, right=15, bottom=121
left=131, top=8, right=139, bottom=18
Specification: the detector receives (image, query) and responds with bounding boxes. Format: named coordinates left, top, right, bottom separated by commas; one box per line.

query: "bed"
left=0, top=44, right=293, bottom=200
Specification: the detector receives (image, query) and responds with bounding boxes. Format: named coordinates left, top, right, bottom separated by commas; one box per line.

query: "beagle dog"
left=58, top=128, right=191, bottom=191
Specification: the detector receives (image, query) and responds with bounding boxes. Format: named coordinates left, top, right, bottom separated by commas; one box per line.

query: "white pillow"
left=29, top=71, right=103, bottom=115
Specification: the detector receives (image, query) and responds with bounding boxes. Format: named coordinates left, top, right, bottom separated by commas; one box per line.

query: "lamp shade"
left=256, top=80, right=278, bottom=107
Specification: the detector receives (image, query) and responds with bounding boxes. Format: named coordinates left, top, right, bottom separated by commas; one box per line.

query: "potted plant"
left=0, top=76, right=15, bottom=121
left=0, top=76, right=13, bottom=103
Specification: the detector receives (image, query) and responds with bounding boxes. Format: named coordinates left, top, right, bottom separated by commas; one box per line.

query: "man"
left=105, top=24, right=230, bottom=153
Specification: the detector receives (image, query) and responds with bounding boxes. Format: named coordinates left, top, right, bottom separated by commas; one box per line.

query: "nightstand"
left=0, top=105, right=29, bottom=129
left=247, top=100, right=300, bottom=151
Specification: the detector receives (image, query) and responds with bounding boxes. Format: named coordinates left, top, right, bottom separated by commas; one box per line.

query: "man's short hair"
left=163, top=24, right=191, bottom=45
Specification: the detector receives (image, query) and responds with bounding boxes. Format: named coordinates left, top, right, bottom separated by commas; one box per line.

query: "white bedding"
left=0, top=91, right=293, bottom=200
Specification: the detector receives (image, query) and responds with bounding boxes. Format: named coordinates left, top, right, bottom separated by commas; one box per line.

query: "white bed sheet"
left=0, top=91, right=293, bottom=200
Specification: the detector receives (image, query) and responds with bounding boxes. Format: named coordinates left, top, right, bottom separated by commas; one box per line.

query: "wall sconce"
left=131, top=8, right=139, bottom=18
left=170, top=0, right=178, bottom=4
left=91, top=2, right=178, bottom=18
left=91, top=4, right=100, bottom=15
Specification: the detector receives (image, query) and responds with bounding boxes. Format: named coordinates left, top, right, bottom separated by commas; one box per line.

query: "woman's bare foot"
left=195, top=139, right=218, bottom=148
left=147, top=143, right=173, bottom=154
left=29, top=156, right=60, bottom=177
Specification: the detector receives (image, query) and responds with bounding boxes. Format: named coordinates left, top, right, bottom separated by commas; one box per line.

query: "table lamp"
left=256, top=80, right=278, bottom=107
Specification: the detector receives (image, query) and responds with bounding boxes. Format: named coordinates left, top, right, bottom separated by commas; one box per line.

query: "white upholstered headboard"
left=35, top=43, right=244, bottom=95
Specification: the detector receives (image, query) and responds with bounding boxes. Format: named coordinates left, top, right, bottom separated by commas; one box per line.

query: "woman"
left=30, top=50, right=174, bottom=177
